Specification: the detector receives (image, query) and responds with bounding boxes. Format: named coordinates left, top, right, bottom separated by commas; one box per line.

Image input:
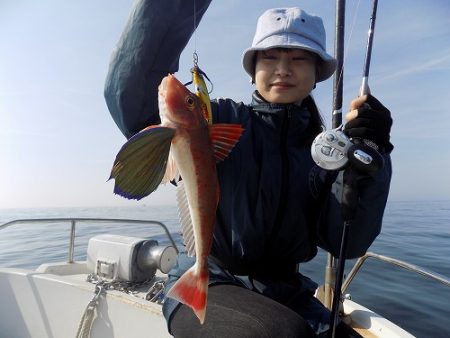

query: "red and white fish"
left=109, top=74, right=243, bottom=324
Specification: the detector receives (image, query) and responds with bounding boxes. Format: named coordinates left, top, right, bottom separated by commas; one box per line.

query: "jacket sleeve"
left=104, top=0, right=212, bottom=138
left=317, top=153, right=392, bottom=259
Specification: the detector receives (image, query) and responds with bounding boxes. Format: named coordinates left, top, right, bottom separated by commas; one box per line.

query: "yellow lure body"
left=192, top=66, right=213, bottom=125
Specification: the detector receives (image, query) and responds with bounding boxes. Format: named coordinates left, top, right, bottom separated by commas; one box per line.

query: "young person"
left=105, top=2, right=393, bottom=337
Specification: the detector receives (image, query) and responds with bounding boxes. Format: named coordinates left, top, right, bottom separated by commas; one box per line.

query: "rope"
left=75, top=284, right=103, bottom=338
left=75, top=303, right=97, bottom=338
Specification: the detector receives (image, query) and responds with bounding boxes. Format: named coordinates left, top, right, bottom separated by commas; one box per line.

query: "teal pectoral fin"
left=110, top=126, right=175, bottom=200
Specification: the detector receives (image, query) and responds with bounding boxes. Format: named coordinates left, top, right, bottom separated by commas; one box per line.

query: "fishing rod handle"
left=359, top=77, right=369, bottom=97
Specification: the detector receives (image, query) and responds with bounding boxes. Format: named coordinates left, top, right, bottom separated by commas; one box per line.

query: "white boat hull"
left=0, top=263, right=171, bottom=338
left=342, top=299, right=415, bottom=338
left=0, top=262, right=416, bottom=338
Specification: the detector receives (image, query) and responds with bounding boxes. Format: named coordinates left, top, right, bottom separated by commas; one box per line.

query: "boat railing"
left=342, top=251, right=450, bottom=294
left=0, top=218, right=179, bottom=264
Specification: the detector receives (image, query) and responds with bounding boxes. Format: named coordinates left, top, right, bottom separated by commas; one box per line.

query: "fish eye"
left=185, top=95, right=196, bottom=107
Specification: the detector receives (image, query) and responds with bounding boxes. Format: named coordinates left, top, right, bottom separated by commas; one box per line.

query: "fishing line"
left=346, top=0, right=362, bottom=64
left=186, top=0, right=214, bottom=96
left=334, top=0, right=362, bottom=114
left=193, top=0, right=197, bottom=56
left=183, top=0, right=214, bottom=125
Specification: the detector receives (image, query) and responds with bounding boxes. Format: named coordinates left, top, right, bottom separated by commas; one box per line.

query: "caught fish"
left=109, top=74, right=243, bottom=324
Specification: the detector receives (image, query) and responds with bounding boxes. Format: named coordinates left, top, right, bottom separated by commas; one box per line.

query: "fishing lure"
left=186, top=52, right=214, bottom=124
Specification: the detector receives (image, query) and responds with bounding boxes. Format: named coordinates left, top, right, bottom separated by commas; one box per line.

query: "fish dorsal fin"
left=109, top=126, right=175, bottom=200
left=176, top=180, right=196, bottom=257
left=209, top=124, right=244, bottom=162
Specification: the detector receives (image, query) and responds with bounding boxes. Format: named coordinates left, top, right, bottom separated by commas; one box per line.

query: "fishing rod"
left=328, top=1, right=346, bottom=336
left=332, top=0, right=346, bottom=130
left=311, top=0, right=382, bottom=173
left=309, top=0, right=380, bottom=337
left=360, top=0, right=378, bottom=96
left=320, top=0, right=346, bottom=316
left=329, top=1, right=379, bottom=337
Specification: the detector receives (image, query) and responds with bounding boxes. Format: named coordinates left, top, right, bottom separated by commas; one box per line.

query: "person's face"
left=255, top=48, right=317, bottom=104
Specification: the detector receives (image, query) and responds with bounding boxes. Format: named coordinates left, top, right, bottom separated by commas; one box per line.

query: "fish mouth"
left=159, top=76, right=169, bottom=99
left=162, top=74, right=189, bottom=109
left=159, top=74, right=181, bottom=110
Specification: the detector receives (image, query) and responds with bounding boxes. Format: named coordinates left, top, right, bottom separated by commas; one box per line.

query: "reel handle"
left=347, top=141, right=384, bottom=173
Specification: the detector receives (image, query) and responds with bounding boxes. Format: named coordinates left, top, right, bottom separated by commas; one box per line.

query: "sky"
left=1, top=0, right=450, bottom=209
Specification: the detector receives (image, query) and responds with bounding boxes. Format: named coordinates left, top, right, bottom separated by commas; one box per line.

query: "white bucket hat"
left=242, top=7, right=336, bottom=82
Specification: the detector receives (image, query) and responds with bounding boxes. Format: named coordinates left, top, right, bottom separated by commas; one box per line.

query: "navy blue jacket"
left=104, top=0, right=392, bottom=329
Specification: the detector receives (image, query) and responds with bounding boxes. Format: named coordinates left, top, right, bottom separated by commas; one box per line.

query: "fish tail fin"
left=166, top=265, right=208, bottom=324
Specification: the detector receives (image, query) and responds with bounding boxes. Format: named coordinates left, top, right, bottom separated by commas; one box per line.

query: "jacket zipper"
left=271, top=106, right=291, bottom=241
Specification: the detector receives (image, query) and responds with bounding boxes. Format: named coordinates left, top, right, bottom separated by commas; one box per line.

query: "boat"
left=1, top=217, right=449, bottom=337
left=0, top=218, right=175, bottom=338
left=2, top=0, right=448, bottom=336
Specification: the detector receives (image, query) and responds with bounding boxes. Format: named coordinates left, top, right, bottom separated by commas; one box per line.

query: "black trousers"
left=170, top=284, right=360, bottom=338
left=170, top=284, right=316, bottom=337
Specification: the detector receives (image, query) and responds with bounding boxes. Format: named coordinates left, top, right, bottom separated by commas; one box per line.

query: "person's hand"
left=345, top=94, right=393, bottom=152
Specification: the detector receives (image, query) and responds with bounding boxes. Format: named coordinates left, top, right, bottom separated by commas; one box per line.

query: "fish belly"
left=167, top=127, right=218, bottom=324
left=171, top=127, right=217, bottom=268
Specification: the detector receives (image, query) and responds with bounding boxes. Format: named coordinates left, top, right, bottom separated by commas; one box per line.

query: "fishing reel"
left=311, top=126, right=383, bottom=173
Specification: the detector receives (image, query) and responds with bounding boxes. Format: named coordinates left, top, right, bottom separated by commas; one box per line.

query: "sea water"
left=1, top=200, right=449, bottom=337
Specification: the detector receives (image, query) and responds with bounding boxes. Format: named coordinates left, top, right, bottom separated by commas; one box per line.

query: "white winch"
left=86, top=234, right=177, bottom=282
